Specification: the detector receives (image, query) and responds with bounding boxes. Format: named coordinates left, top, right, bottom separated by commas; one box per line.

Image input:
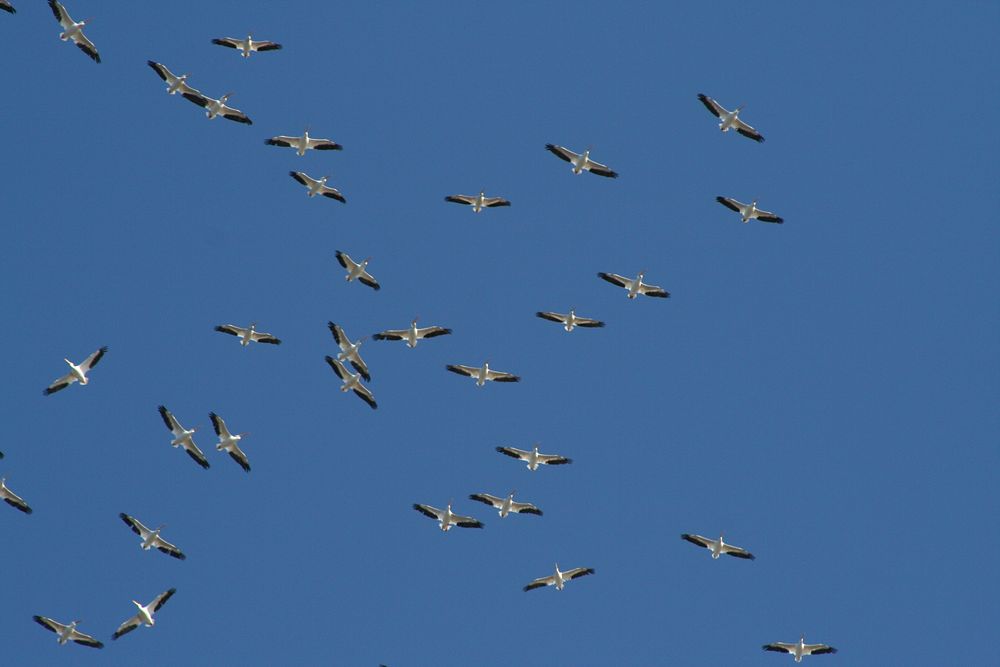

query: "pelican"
left=372, top=318, right=451, bottom=348
left=266, top=131, right=342, bottom=156
left=157, top=406, right=209, bottom=469
left=335, top=251, right=380, bottom=290
left=763, top=636, right=838, bottom=661
left=444, top=190, right=511, bottom=213
left=495, top=444, right=571, bottom=471
left=697, top=93, right=765, bottom=142
left=209, top=412, right=251, bottom=472
left=536, top=309, right=605, bottom=332
left=469, top=491, right=542, bottom=518
left=182, top=91, right=252, bottom=124
left=328, top=322, right=370, bottom=381
left=119, top=513, right=185, bottom=560
left=545, top=144, right=618, bottom=178
left=680, top=533, right=755, bottom=560
left=112, top=588, right=176, bottom=640
left=598, top=271, right=670, bottom=299
left=43, top=346, right=107, bottom=395
left=214, top=322, right=281, bottom=347
left=146, top=61, right=198, bottom=96
left=325, top=356, right=377, bottom=409
left=0, top=477, right=32, bottom=514
left=446, top=361, right=519, bottom=386
left=716, top=196, right=784, bottom=224
left=1, top=2, right=16, bottom=14
left=289, top=171, right=345, bottom=202
left=523, top=564, right=594, bottom=592
left=33, top=616, right=103, bottom=648
left=412, top=501, right=483, bottom=531
left=211, top=35, right=282, bottom=58
left=48, top=1, right=99, bottom=63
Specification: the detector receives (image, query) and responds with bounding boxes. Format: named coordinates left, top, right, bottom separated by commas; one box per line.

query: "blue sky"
left=2, top=1, right=998, bottom=664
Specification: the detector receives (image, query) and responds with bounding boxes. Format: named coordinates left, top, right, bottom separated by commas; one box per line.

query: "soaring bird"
left=209, top=412, right=251, bottom=472
left=335, top=251, right=380, bottom=290
left=0, top=477, right=32, bottom=514
left=325, top=356, right=377, bottom=410
left=536, top=309, right=605, bottom=332
left=680, top=533, right=755, bottom=560
left=119, top=513, right=185, bottom=560
left=697, top=93, right=765, bottom=142
left=266, top=131, right=342, bottom=156
left=43, top=346, right=107, bottom=395
left=112, top=589, right=176, bottom=640
left=444, top=190, right=511, bottom=213
left=598, top=271, right=669, bottom=299
left=495, top=444, right=571, bottom=471
left=147, top=61, right=198, bottom=96
left=214, top=323, right=281, bottom=347
left=412, top=502, right=483, bottom=531
left=373, top=318, right=451, bottom=348
left=157, top=406, right=209, bottom=469
left=762, top=636, right=838, bottom=661
left=716, top=196, right=784, bottom=224
left=211, top=35, right=282, bottom=58
left=289, top=171, right=345, bottom=202
left=32, top=616, right=103, bottom=648
left=523, top=564, right=594, bottom=591
left=545, top=144, right=618, bottom=177
left=48, top=1, right=99, bottom=63
left=182, top=91, right=252, bottom=124
left=328, top=322, right=371, bottom=381
left=446, top=361, right=519, bottom=386
left=469, top=491, right=542, bottom=518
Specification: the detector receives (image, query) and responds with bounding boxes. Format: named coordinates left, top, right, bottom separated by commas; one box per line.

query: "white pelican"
left=523, top=563, right=594, bottom=592
left=157, top=406, right=209, bottom=469
left=1, top=1, right=15, bottom=14
left=680, top=533, right=755, bottom=560
left=762, top=636, right=838, bottom=661
left=214, top=322, right=281, bottom=347
left=119, top=513, right=185, bottom=560
left=495, top=444, right=571, bottom=471
left=372, top=318, right=451, bottom=348
left=412, top=501, right=483, bottom=531
left=536, top=309, right=605, bottom=332
left=147, top=60, right=198, bottom=96
left=716, top=196, right=784, bottom=224
left=697, top=93, right=765, bottom=142
left=112, top=588, right=176, bottom=640
left=1, top=477, right=32, bottom=514
left=182, top=91, right=252, bottom=124
left=211, top=35, right=282, bottom=58
left=328, top=322, right=370, bottom=381
left=209, top=412, right=251, bottom=472
left=446, top=361, right=519, bottom=386
left=469, top=491, right=542, bottom=518
left=289, top=171, right=345, bottom=202
left=33, top=616, right=103, bottom=649
left=43, top=346, right=107, bottom=395
left=444, top=190, right=511, bottom=213
left=48, top=1, right=99, bottom=63
left=545, top=144, right=618, bottom=178
left=324, top=356, right=377, bottom=409
left=598, top=271, right=670, bottom=299
left=335, top=251, right=380, bottom=290
left=266, top=131, right=342, bottom=156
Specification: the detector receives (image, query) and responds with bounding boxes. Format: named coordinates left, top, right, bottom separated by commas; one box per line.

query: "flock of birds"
left=2, top=1, right=839, bottom=662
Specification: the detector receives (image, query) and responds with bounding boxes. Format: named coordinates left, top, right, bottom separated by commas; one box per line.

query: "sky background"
left=1, top=1, right=998, bottom=665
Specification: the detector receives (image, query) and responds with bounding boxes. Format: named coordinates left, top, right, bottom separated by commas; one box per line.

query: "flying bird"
left=48, top=1, right=99, bottom=62
left=545, top=144, right=618, bottom=178
left=469, top=491, right=542, bottom=518
left=209, top=412, right=251, bottom=472
left=182, top=91, right=252, bottom=124
left=716, top=196, right=784, bottom=224
left=266, top=131, right=342, bottom=156
left=43, top=346, right=107, bottom=395
left=680, top=533, right=755, bottom=560
left=372, top=318, right=451, bottom=348
left=446, top=361, right=519, bottom=386
left=335, top=251, right=380, bottom=290
left=762, top=636, right=838, bottom=661
left=325, top=356, right=377, bottom=409
left=157, top=406, right=209, bottom=469
left=444, top=190, right=511, bottom=213
left=328, top=322, right=371, bottom=381
left=0, top=477, right=32, bottom=514
left=598, top=271, right=670, bottom=299
left=214, top=323, right=281, bottom=347
left=536, top=309, right=605, bottom=332
left=523, top=564, right=594, bottom=592
left=289, top=171, right=345, bottom=202
left=147, top=60, right=198, bottom=96
left=112, top=588, right=176, bottom=640
left=697, top=93, right=765, bottom=142
left=119, top=513, right=185, bottom=560
left=495, top=444, right=571, bottom=471
left=412, top=502, right=483, bottom=531
left=211, top=34, right=282, bottom=58
left=32, top=616, right=103, bottom=648
left=1, top=1, right=16, bottom=14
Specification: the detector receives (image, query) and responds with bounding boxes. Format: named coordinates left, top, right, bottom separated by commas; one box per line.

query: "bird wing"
left=184, top=441, right=210, bottom=469
left=33, top=615, right=64, bottom=634
left=483, top=197, right=511, bottom=208
left=453, top=513, right=484, bottom=528
left=221, top=105, right=252, bottom=125
left=803, top=644, right=837, bottom=656
left=209, top=412, right=230, bottom=438
left=71, top=31, right=100, bottom=63
left=372, top=328, right=406, bottom=341
left=119, top=513, right=148, bottom=538
left=349, top=356, right=371, bottom=382
left=468, top=493, right=503, bottom=509
left=253, top=41, right=282, bottom=52
left=681, top=533, right=712, bottom=549
left=358, top=271, right=380, bottom=290
left=545, top=143, right=577, bottom=163
left=716, top=196, right=744, bottom=213
left=151, top=588, right=176, bottom=612
left=2, top=486, right=32, bottom=514
left=638, top=282, right=670, bottom=298
left=69, top=628, right=104, bottom=648
left=112, top=614, right=142, bottom=640
left=211, top=37, right=241, bottom=49
left=485, top=369, right=520, bottom=382
left=536, top=311, right=567, bottom=324
left=496, top=446, right=528, bottom=460
left=537, top=453, right=572, bottom=465
left=335, top=250, right=354, bottom=270
left=510, top=500, right=542, bottom=515
left=445, top=194, right=476, bottom=206
left=523, top=575, right=555, bottom=591
left=250, top=331, right=281, bottom=345
left=762, top=643, right=796, bottom=654
left=328, top=322, right=347, bottom=347
left=446, top=364, right=477, bottom=377
left=266, top=136, right=297, bottom=148
left=308, top=137, right=341, bottom=150
left=43, top=373, right=75, bottom=395
left=754, top=209, right=784, bottom=224
left=413, top=503, right=443, bottom=521
left=585, top=159, right=618, bottom=178
left=574, top=316, right=605, bottom=327
left=565, top=567, right=595, bottom=580
left=597, top=272, right=629, bottom=288
left=80, top=346, right=107, bottom=372
left=734, top=117, right=765, bottom=142
left=182, top=91, right=211, bottom=108
left=1, top=2, right=15, bottom=14
left=227, top=444, right=252, bottom=472
left=157, top=405, right=183, bottom=436
left=154, top=536, right=186, bottom=560
left=215, top=324, right=245, bottom=338
left=417, top=326, right=451, bottom=339
left=147, top=60, right=172, bottom=81
left=320, top=185, right=346, bottom=203
left=325, top=356, right=348, bottom=380
left=697, top=93, right=725, bottom=118
left=352, top=384, right=377, bottom=410
left=721, top=543, right=756, bottom=560
left=290, top=171, right=311, bottom=187
left=47, top=0, right=72, bottom=29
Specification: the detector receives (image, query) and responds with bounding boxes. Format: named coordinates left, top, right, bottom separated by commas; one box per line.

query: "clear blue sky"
left=2, top=1, right=997, bottom=664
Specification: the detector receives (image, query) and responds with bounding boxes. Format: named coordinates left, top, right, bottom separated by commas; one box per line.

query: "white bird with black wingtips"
left=182, top=90, right=252, bottom=124
left=523, top=563, right=594, bottom=591
left=267, top=130, right=342, bottom=156
left=680, top=533, right=755, bottom=560
left=373, top=318, right=451, bottom=348
left=209, top=412, right=251, bottom=472
left=545, top=144, right=618, bottom=177
left=33, top=616, right=103, bottom=648
left=48, top=1, right=99, bottom=63
left=598, top=271, right=669, bottom=299
left=495, top=444, right=571, bottom=471
left=290, top=171, right=345, bottom=202
left=446, top=361, right=519, bottom=386
left=412, top=501, right=483, bottom=531
left=444, top=190, right=511, bottom=213
left=469, top=490, right=542, bottom=518
left=112, top=588, right=176, bottom=640
left=697, top=93, right=765, bottom=142
left=325, top=356, right=377, bottom=409
left=716, top=196, right=784, bottom=224
left=328, top=322, right=371, bottom=381
left=211, top=34, right=282, bottom=58
left=536, top=309, right=605, bottom=332
left=43, top=346, right=107, bottom=395
left=762, top=635, right=838, bottom=662
left=157, top=406, right=209, bottom=469
left=119, top=513, right=185, bottom=559
left=147, top=61, right=198, bottom=96
left=335, top=251, right=380, bottom=290
left=214, top=322, right=281, bottom=347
